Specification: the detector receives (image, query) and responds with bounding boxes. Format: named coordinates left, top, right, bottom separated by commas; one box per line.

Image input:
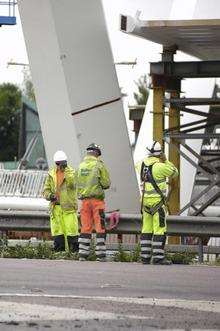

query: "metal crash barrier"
left=0, top=211, right=220, bottom=262
left=0, top=170, right=47, bottom=198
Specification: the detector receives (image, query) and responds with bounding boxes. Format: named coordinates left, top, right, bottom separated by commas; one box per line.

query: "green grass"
left=0, top=240, right=198, bottom=264
left=166, top=252, right=197, bottom=264
left=0, top=242, right=78, bottom=260
left=113, top=243, right=141, bottom=262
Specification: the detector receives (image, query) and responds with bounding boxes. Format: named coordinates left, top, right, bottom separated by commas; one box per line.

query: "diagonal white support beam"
left=18, top=0, right=81, bottom=168
left=18, top=0, right=140, bottom=213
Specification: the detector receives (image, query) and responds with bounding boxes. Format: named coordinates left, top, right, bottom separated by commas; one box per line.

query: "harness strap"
left=144, top=199, right=165, bottom=215
left=147, top=164, right=166, bottom=202
left=141, top=162, right=168, bottom=215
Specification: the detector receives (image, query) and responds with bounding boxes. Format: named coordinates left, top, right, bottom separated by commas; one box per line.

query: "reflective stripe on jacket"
left=43, top=166, right=78, bottom=211
left=77, top=155, right=110, bottom=200
left=137, top=156, right=178, bottom=200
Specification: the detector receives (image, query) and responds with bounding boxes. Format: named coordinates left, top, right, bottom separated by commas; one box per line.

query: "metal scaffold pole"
left=153, top=87, right=164, bottom=148
left=168, top=91, right=180, bottom=215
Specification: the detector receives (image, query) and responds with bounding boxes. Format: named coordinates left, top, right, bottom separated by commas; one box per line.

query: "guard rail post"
left=198, top=237, right=204, bottom=263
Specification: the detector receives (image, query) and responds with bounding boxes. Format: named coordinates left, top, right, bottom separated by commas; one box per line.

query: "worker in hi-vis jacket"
left=77, top=143, right=111, bottom=262
left=136, top=141, right=178, bottom=265
left=43, top=150, right=79, bottom=252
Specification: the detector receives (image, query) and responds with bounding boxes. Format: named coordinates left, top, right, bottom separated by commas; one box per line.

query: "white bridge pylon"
left=18, top=0, right=140, bottom=213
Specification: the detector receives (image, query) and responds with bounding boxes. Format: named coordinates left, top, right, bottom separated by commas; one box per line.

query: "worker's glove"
left=49, top=194, right=57, bottom=202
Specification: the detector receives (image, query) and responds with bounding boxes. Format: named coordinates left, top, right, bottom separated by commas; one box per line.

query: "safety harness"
left=140, top=162, right=167, bottom=215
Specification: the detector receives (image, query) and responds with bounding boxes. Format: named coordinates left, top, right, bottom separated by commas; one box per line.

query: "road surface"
left=0, top=259, right=219, bottom=330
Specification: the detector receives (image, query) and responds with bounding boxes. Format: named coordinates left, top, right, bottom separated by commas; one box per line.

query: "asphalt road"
left=0, top=259, right=219, bottom=330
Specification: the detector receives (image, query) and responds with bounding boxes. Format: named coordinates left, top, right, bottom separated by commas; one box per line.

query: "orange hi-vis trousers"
left=79, top=198, right=106, bottom=260
left=80, top=199, right=105, bottom=234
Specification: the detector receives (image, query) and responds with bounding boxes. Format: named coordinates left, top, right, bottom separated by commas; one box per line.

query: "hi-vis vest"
left=77, top=155, right=110, bottom=200
left=137, top=156, right=178, bottom=200
left=43, top=166, right=78, bottom=211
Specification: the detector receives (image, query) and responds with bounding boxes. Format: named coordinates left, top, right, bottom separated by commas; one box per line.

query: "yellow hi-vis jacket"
left=43, top=166, right=78, bottom=211
left=136, top=156, right=178, bottom=203
left=77, top=155, right=110, bottom=200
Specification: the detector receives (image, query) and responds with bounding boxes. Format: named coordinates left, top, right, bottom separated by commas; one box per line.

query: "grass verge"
left=0, top=240, right=197, bottom=264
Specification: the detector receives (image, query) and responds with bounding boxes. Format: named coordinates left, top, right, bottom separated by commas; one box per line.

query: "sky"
left=0, top=0, right=212, bottom=102
left=0, top=0, right=199, bottom=145
left=0, top=0, right=206, bottom=145
left=0, top=1, right=164, bottom=103
left=0, top=6, right=28, bottom=86
left=0, top=1, right=169, bottom=143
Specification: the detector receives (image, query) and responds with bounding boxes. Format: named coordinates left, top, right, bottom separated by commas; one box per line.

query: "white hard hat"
left=146, top=141, right=162, bottom=156
left=53, top=150, right=67, bottom=162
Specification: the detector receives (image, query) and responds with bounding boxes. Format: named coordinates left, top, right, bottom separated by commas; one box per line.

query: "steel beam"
left=182, top=142, right=220, bottom=175
left=191, top=205, right=205, bottom=217
left=166, top=98, right=220, bottom=107
left=165, top=133, right=220, bottom=139
left=201, top=150, right=220, bottom=156
left=195, top=177, right=211, bottom=186
left=179, top=179, right=220, bottom=214
left=151, top=75, right=181, bottom=92
left=174, top=106, right=209, bottom=118
left=166, top=139, right=215, bottom=181
left=192, top=191, right=220, bottom=216
left=181, top=122, right=216, bottom=134
left=150, top=61, right=220, bottom=78
left=165, top=119, right=207, bottom=133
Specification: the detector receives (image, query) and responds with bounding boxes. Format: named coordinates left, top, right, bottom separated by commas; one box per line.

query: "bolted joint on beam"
left=162, top=44, right=178, bottom=62
left=151, top=74, right=181, bottom=92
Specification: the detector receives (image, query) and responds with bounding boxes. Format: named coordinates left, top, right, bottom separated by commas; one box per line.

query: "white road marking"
left=0, top=300, right=152, bottom=322
left=0, top=293, right=219, bottom=314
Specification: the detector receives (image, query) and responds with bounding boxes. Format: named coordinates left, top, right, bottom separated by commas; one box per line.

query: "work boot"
left=96, top=233, right=106, bottom=261
left=54, top=235, right=65, bottom=252
left=96, top=257, right=106, bottom=262
left=141, top=258, right=151, bottom=265
left=79, top=233, right=91, bottom=260
left=79, top=257, right=87, bottom=261
left=67, top=235, right=79, bottom=253
left=153, top=258, right=172, bottom=265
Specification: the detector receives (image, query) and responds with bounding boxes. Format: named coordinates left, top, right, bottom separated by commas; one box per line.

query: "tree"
left=133, top=74, right=149, bottom=105
left=0, top=83, right=21, bottom=161
left=22, top=67, right=36, bottom=103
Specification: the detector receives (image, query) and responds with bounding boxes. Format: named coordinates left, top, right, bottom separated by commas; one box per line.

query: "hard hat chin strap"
left=150, top=141, right=157, bottom=153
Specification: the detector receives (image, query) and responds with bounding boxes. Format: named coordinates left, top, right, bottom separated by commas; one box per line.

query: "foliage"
left=113, top=244, right=141, bottom=262
left=0, top=242, right=197, bottom=264
left=113, top=244, right=132, bottom=262
left=0, top=83, right=21, bottom=161
left=0, top=243, right=77, bottom=260
left=133, top=74, right=149, bottom=106
left=215, top=256, right=220, bottom=266
left=85, top=239, right=96, bottom=261
left=166, top=252, right=196, bottom=264
left=22, top=67, right=36, bottom=103
left=131, top=243, right=141, bottom=262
